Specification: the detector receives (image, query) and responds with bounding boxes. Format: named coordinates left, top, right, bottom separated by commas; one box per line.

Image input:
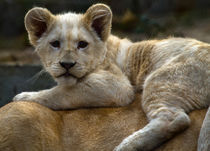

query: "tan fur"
left=12, top=3, right=209, bottom=151
left=0, top=97, right=206, bottom=151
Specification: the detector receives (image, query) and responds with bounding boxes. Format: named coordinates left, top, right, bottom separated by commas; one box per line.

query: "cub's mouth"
left=56, top=71, right=78, bottom=79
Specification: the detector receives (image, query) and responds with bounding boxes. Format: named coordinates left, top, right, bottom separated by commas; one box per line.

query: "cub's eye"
left=50, top=40, right=60, bottom=48
left=77, top=41, right=88, bottom=49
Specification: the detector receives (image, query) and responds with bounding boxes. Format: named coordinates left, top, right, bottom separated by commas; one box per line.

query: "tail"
left=197, top=106, right=210, bottom=151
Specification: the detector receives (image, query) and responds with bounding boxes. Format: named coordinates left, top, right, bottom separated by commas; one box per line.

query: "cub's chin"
left=55, top=76, right=77, bottom=87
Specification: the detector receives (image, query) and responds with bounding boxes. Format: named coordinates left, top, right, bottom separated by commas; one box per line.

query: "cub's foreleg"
left=13, top=69, right=134, bottom=110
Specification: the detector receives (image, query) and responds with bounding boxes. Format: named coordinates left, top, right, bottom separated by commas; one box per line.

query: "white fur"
left=116, top=39, right=132, bottom=69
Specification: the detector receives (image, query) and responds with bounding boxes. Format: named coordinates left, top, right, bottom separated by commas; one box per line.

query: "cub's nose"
left=59, top=61, right=76, bottom=70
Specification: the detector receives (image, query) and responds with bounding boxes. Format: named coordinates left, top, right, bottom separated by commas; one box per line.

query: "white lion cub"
left=14, top=4, right=209, bottom=151
left=13, top=4, right=134, bottom=109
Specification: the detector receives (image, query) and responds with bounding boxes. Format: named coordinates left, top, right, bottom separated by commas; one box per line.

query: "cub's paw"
left=114, top=136, right=141, bottom=151
left=114, top=142, right=138, bottom=151
left=13, top=92, right=37, bottom=102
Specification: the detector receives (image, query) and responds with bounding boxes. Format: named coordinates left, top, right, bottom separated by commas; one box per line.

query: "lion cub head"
left=24, top=4, right=112, bottom=86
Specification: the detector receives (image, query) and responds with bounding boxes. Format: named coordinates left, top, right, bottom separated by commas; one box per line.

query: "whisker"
left=25, top=69, right=48, bottom=84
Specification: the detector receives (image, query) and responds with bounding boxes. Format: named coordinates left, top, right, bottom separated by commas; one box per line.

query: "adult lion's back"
left=0, top=101, right=62, bottom=151
left=0, top=95, right=206, bottom=151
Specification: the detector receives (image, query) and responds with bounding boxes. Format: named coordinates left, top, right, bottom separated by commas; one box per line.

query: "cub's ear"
left=24, top=7, right=54, bottom=46
left=83, top=4, right=112, bottom=41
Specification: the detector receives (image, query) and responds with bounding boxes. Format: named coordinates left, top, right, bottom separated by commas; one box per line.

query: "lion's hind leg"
left=198, top=106, right=210, bottom=151
left=115, top=58, right=209, bottom=151
left=114, top=107, right=191, bottom=151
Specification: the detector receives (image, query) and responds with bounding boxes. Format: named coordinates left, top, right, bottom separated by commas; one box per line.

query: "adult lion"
left=0, top=94, right=206, bottom=151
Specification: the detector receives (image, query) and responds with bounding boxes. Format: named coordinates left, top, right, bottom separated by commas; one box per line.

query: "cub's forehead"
left=50, top=13, right=92, bottom=41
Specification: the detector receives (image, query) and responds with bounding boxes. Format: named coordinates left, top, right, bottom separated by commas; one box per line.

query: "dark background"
left=1, top=0, right=210, bottom=106
left=1, top=0, right=210, bottom=50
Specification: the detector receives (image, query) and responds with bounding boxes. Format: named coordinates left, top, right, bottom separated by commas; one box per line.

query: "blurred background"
left=1, top=0, right=210, bottom=106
